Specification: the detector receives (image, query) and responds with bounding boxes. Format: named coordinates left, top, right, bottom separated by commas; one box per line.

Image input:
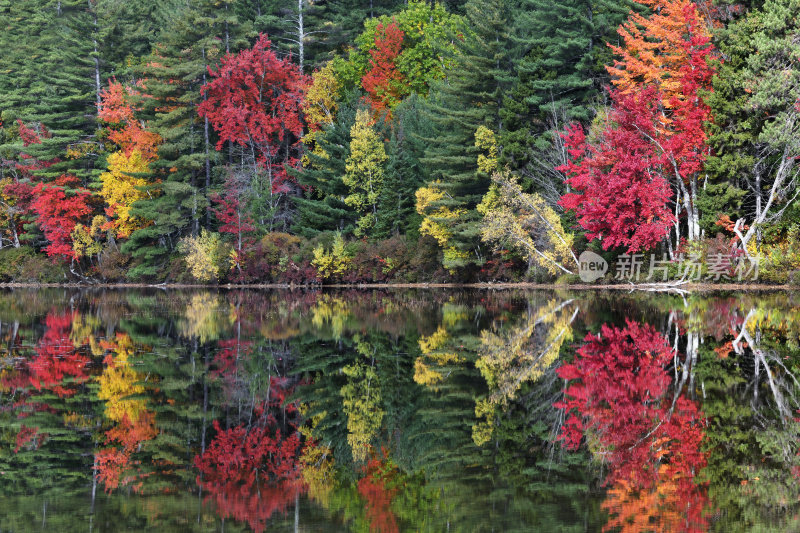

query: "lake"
left=0, top=288, right=798, bottom=532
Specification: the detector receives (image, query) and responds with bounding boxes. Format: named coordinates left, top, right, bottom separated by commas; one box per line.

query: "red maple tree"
left=198, top=34, right=307, bottom=196
left=30, top=175, right=92, bottom=259
left=362, top=21, right=406, bottom=118
left=559, top=1, right=715, bottom=252
left=357, top=449, right=400, bottom=533
left=558, top=89, right=676, bottom=253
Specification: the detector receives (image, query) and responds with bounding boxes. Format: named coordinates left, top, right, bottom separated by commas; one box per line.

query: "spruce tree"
left=291, top=102, right=359, bottom=238
left=500, top=0, right=634, bottom=171
left=417, top=0, right=512, bottom=270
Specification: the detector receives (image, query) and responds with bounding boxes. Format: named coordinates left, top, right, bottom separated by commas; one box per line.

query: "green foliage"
left=292, top=101, right=358, bottom=238
left=0, top=246, right=66, bottom=282
left=334, top=0, right=462, bottom=95
left=417, top=0, right=514, bottom=270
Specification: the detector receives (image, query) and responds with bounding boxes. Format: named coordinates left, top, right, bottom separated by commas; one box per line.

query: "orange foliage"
left=357, top=449, right=400, bottom=533
left=99, top=80, right=161, bottom=162
left=607, top=0, right=712, bottom=110
left=603, top=462, right=708, bottom=533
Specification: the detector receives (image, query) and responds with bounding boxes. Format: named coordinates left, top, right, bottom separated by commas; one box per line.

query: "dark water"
left=0, top=289, right=799, bottom=532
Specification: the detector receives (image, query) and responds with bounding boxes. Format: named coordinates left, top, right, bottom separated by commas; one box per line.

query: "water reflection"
left=0, top=289, right=798, bottom=531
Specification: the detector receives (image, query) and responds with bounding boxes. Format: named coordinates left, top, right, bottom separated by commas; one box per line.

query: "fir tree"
left=500, top=0, right=634, bottom=171
left=417, top=0, right=513, bottom=270
left=291, top=101, right=359, bottom=238
left=0, top=0, right=100, bottom=183
left=373, top=95, right=429, bottom=239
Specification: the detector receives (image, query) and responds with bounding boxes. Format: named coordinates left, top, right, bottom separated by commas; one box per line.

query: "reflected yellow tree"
left=340, top=336, right=385, bottom=462
left=473, top=298, right=578, bottom=445
left=178, top=293, right=231, bottom=343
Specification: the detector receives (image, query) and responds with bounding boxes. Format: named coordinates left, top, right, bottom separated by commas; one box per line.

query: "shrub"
left=0, top=246, right=68, bottom=283
left=312, top=232, right=351, bottom=282
left=179, top=229, right=230, bottom=283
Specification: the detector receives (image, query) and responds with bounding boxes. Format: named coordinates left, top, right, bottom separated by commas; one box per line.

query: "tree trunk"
left=298, top=0, right=304, bottom=73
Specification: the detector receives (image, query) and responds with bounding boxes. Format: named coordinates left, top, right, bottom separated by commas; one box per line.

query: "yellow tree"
left=97, top=333, right=147, bottom=424
left=99, top=151, right=151, bottom=238
left=476, top=126, right=578, bottom=276
left=343, top=109, right=388, bottom=236
left=98, top=81, right=161, bottom=238
left=302, top=61, right=340, bottom=163
left=340, top=337, right=385, bottom=463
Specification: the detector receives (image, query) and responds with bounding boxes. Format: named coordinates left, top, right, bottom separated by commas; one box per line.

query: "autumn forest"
left=1, top=0, right=798, bottom=285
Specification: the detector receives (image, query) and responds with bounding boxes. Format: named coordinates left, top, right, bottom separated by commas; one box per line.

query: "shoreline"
left=0, top=281, right=794, bottom=291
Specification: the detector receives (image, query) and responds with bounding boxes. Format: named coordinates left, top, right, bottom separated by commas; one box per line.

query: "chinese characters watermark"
left=580, top=252, right=759, bottom=283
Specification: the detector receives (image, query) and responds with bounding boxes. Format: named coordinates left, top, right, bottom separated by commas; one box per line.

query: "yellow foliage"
left=415, top=183, right=465, bottom=249
left=418, top=325, right=449, bottom=353
left=472, top=298, right=577, bottom=445
left=179, top=229, right=229, bottom=282
left=310, top=295, right=351, bottom=339
left=71, top=216, right=106, bottom=259
left=413, top=357, right=443, bottom=386
left=480, top=171, right=577, bottom=276
left=312, top=232, right=351, bottom=281
left=344, top=109, right=387, bottom=235
left=304, top=62, right=340, bottom=130
left=99, top=150, right=152, bottom=238
left=179, top=293, right=229, bottom=343
left=70, top=312, right=103, bottom=356
left=474, top=125, right=499, bottom=175
left=97, top=334, right=147, bottom=424
left=299, top=442, right=336, bottom=506
left=340, top=359, right=384, bottom=463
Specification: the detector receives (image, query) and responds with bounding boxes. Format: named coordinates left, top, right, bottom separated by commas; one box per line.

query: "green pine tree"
left=500, top=0, right=634, bottom=171
left=291, top=101, right=359, bottom=238
left=417, top=0, right=513, bottom=271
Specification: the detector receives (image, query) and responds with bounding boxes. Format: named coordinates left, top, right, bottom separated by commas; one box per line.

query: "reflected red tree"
left=556, top=320, right=708, bottom=532
left=1, top=311, right=90, bottom=399
left=194, top=375, right=306, bottom=532
left=357, top=448, right=400, bottom=533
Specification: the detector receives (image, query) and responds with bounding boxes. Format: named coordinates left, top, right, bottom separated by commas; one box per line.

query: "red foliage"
left=205, top=478, right=303, bottom=533
left=211, top=174, right=255, bottom=262
left=555, top=320, right=708, bottom=531
left=194, top=415, right=304, bottom=532
left=14, top=121, right=57, bottom=176
left=362, top=21, right=406, bottom=118
left=357, top=450, right=400, bottom=533
left=17, top=120, right=46, bottom=147
left=95, top=447, right=130, bottom=491
left=193, top=373, right=307, bottom=530
left=558, top=90, right=676, bottom=253
left=30, top=176, right=92, bottom=259
left=14, top=425, right=45, bottom=453
left=27, top=311, right=90, bottom=397
left=198, top=34, right=307, bottom=188
left=195, top=419, right=302, bottom=486
left=559, top=5, right=715, bottom=253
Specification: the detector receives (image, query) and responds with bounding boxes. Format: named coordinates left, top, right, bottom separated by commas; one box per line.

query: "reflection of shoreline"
left=0, top=282, right=796, bottom=291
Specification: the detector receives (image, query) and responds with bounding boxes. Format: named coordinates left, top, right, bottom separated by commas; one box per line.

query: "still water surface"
left=0, top=289, right=798, bottom=532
